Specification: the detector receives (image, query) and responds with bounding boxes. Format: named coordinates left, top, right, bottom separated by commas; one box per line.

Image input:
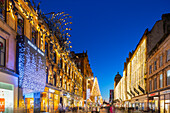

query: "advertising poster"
left=0, top=98, right=5, bottom=112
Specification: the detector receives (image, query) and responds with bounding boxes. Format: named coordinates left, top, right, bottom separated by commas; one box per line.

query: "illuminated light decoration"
left=91, top=77, right=101, bottom=97
left=17, top=36, right=46, bottom=95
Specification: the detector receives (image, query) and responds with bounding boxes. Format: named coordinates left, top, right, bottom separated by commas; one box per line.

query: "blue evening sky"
left=38, top=0, right=170, bottom=102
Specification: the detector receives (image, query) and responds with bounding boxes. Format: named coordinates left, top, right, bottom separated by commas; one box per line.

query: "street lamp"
left=85, top=76, right=94, bottom=112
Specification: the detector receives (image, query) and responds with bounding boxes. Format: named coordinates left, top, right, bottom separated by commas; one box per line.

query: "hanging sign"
left=0, top=98, right=5, bottom=112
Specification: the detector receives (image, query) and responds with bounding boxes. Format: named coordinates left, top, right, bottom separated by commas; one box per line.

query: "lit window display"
left=0, top=82, right=14, bottom=113
left=40, top=87, right=60, bottom=112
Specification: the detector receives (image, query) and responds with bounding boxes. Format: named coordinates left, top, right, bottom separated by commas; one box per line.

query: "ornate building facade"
left=146, top=14, right=170, bottom=113
left=0, top=0, right=84, bottom=112
left=71, top=51, right=94, bottom=106
left=114, top=14, right=170, bottom=112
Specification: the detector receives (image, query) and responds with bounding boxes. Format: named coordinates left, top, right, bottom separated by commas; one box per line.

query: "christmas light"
left=17, top=36, right=46, bottom=95
left=91, top=77, right=101, bottom=97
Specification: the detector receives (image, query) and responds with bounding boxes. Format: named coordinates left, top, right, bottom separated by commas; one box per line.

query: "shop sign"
left=0, top=98, right=5, bottom=112
left=149, top=92, right=158, bottom=97
left=160, top=89, right=170, bottom=95
left=49, top=89, right=55, bottom=93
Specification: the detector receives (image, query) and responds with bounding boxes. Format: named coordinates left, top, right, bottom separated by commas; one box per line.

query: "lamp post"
left=85, top=76, right=94, bottom=112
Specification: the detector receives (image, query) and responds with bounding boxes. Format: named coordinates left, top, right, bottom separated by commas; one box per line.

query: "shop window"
left=45, top=41, right=48, bottom=57
left=0, top=0, right=5, bottom=21
left=160, top=74, right=163, bottom=88
left=31, top=28, right=38, bottom=45
left=0, top=37, right=5, bottom=66
left=0, top=82, right=14, bottom=112
left=160, top=55, right=163, bottom=67
left=149, top=65, right=152, bottom=74
left=17, top=14, right=24, bottom=35
left=167, top=70, right=170, bottom=86
left=167, top=49, right=170, bottom=62
left=154, top=61, right=157, bottom=71
left=154, top=77, right=157, bottom=90
left=149, top=80, right=152, bottom=91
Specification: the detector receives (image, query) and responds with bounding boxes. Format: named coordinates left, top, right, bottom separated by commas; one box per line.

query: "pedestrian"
left=58, top=103, right=62, bottom=113
left=109, top=105, right=113, bottom=113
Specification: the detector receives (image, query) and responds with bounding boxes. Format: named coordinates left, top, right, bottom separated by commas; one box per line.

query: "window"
left=17, top=14, right=24, bottom=35
left=149, top=80, right=152, bottom=91
left=0, top=0, right=5, bottom=20
left=31, top=28, right=38, bottom=45
left=154, top=61, right=157, bottom=70
left=160, top=55, right=163, bottom=67
left=45, top=41, right=48, bottom=57
left=167, top=70, right=170, bottom=86
left=53, top=52, right=56, bottom=63
left=167, top=49, right=170, bottom=62
left=160, top=74, right=163, bottom=88
left=154, top=77, right=157, bottom=90
left=0, top=37, right=5, bottom=66
left=149, top=65, right=152, bottom=74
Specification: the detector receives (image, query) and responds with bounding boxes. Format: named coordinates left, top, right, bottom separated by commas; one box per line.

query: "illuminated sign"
left=0, top=98, right=5, bottom=112
left=17, top=35, right=46, bottom=95
left=149, top=92, right=158, bottom=97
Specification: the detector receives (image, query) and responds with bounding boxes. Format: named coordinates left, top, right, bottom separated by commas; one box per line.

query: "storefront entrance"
left=160, top=90, right=170, bottom=113
left=40, top=87, right=60, bottom=113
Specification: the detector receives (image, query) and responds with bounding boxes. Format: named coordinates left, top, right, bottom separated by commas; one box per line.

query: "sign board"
left=0, top=98, right=5, bottom=112
left=17, top=35, right=46, bottom=95
left=86, top=89, right=90, bottom=99
left=149, top=92, right=159, bottom=97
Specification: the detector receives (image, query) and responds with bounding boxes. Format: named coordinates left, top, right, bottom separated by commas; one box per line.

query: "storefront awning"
left=138, top=85, right=145, bottom=94
left=134, top=88, right=139, bottom=95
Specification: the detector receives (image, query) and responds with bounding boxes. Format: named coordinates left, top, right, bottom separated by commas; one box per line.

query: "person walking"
left=109, top=105, right=113, bottom=113
left=58, top=103, right=62, bottom=113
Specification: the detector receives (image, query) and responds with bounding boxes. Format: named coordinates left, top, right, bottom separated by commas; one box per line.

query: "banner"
left=86, top=89, right=90, bottom=100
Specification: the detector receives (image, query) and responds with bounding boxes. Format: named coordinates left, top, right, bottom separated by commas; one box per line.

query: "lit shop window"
left=0, top=37, right=5, bottom=66
left=167, top=49, right=170, bottom=62
left=167, top=70, right=170, bottom=86
left=17, top=14, right=24, bottom=35
left=0, top=82, right=14, bottom=113
left=0, top=0, right=5, bottom=20
left=160, top=74, right=163, bottom=88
